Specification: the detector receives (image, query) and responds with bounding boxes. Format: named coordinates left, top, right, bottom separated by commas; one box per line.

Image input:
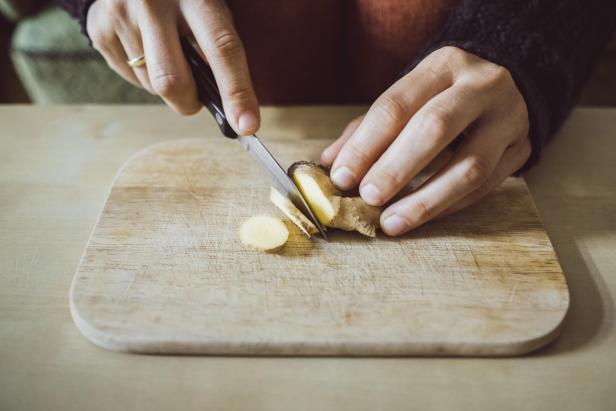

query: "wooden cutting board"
left=70, top=137, right=569, bottom=356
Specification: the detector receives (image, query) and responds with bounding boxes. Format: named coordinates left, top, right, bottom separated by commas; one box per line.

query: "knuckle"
left=88, top=30, right=103, bottom=48
left=150, top=73, right=186, bottom=98
left=481, top=64, right=513, bottom=90
left=460, top=155, right=492, bottom=189
left=212, top=30, right=243, bottom=58
left=89, top=31, right=112, bottom=52
left=408, top=199, right=433, bottom=224
left=510, top=95, right=528, bottom=119
left=440, top=46, right=463, bottom=60
left=374, top=94, right=407, bottom=124
left=434, top=46, right=467, bottom=69
left=107, top=0, right=126, bottom=15
left=413, top=51, right=450, bottom=79
left=347, top=141, right=373, bottom=164
left=517, top=138, right=532, bottom=161
left=176, top=102, right=201, bottom=116
left=225, top=84, right=254, bottom=105
left=374, top=167, right=406, bottom=190
left=136, top=0, right=158, bottom=9
left=501, top=94, right=529, bottom=137
left=514, top=105, right=530, bottom=136
left=419, top=106, right=453, bottom=141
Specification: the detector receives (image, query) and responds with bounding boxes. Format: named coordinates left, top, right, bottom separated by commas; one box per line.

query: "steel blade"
left=236, top=135, right=328, bottom=240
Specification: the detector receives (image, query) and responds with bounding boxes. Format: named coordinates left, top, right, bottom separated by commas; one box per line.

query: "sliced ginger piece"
left=291, top=171, right=337, bottom=225
left=289, top=161, right=382, bottom=237
left=269, top=186, right=318, bottom=237
left=239, top=215, right=289, bottom=252
left=289, top=161, right=339, bottom=225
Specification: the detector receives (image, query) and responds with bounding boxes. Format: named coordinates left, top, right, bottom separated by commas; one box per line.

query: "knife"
left=180, top=36, right=328, bottom=240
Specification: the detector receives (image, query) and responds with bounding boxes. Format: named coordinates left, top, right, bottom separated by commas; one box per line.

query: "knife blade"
left=237, top=135, right=328, bottom=240
left=180, top=36, right=328, bottom=240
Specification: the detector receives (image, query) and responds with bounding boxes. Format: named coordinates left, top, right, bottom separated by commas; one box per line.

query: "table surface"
left=1, top=105, right=614, bottom=411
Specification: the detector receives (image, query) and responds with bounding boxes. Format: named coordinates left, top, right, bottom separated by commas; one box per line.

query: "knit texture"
left=404, top=0, right=616, bottom=171
left=56, top=0, right=616, bottom=170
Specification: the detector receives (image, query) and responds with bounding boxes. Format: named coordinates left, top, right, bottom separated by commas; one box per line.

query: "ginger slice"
left=269, top=186, right=318, bottom=238
left=239, top=215, right=289, bottom=252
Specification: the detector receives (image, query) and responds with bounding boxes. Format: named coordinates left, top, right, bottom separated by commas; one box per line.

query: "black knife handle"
left=180, top=36, right=238, bottom=139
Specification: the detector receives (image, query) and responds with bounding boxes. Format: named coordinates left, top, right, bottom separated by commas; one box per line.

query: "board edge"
left=68, top=139, right=571, bottom=357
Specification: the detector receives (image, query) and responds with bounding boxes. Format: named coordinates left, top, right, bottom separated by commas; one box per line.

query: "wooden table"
left=1, top=105, right=614, bottom=410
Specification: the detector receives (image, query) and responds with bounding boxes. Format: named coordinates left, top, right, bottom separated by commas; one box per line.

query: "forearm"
left=406, top=0, right=616, bottom=170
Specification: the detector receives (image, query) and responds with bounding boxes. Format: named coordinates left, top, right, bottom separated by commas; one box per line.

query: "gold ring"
left=127, top=55, right=146, bottom=68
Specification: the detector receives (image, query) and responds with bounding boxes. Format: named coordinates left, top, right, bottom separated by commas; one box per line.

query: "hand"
left=321, top=47, right=531, bottom=236
left=87, top=0, right=259, bottom=134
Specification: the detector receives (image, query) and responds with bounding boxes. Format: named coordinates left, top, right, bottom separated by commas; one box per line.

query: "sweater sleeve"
left=54, top=0, right=96, bottom=38
left=405, top=0, right=616, bottom=172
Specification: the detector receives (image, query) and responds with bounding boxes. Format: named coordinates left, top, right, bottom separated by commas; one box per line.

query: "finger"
left=436, top=137, right=532, bottom=219
left=86, top=8, right=143, bottom=90
left=139, top=11, right=201, bottom=115
left=116, top=28, right=155, bottom=94
left=94, top=33, right=143, bottom=89
left=380, top=116, right=519, bottom=236
left=329, top=58, right=454, bottom=190
left=321, top=115, right=364, bottom=167
left=359, top=83, right=487, bottom=206
left=182, top=1, right=259, bottom=135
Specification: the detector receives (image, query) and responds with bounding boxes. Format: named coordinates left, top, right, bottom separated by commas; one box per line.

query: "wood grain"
left=70, top=136, right=569, bottom=356
left=5, top=106, right=616, bottom=411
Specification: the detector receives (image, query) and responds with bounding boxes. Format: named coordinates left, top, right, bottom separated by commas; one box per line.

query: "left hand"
left=321, top=46, right=532, bottom=236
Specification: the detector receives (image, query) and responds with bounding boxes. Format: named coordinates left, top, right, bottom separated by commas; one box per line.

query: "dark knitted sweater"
left=404, top=0, right=616, bottom=169
left=56, top=0, right=615, bottom=170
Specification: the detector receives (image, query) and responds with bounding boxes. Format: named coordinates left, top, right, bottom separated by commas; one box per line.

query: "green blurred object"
left=7, top=5, right=159, bottom=104
left=0, top=0, right=43, bottom=22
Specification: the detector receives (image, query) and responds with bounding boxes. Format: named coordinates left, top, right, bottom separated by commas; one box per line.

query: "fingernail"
left=382, top=214, right=408, bottom=236
left=360, top=183, right=383, bottom=205
left=238, top=112, right=258, bottom=134
left=330, top=167, right=355, bottom=189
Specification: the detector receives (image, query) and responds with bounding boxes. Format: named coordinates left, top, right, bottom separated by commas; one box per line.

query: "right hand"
left=87, top=0, right=260, bottom=135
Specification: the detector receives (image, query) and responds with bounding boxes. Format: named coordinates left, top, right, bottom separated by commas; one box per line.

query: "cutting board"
left=70, top=137, right=569, bottom=356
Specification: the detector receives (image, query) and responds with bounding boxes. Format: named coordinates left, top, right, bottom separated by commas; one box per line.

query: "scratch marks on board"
left=508, top=280, right=520, bottom=305
left=71, top=139, right=570, bottom=354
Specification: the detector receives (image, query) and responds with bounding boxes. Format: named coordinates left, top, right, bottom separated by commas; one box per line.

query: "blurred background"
left=1, top=0, right=615, bottom=105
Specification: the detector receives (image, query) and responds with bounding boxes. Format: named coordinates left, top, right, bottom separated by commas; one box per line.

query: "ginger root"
left=239, top=215, right=289, bottom=252
left=256, top=149, right=451, bottom=243
left=270, top=187, right=318, bottom=237
left=288, top=161, right=382, bottom=237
